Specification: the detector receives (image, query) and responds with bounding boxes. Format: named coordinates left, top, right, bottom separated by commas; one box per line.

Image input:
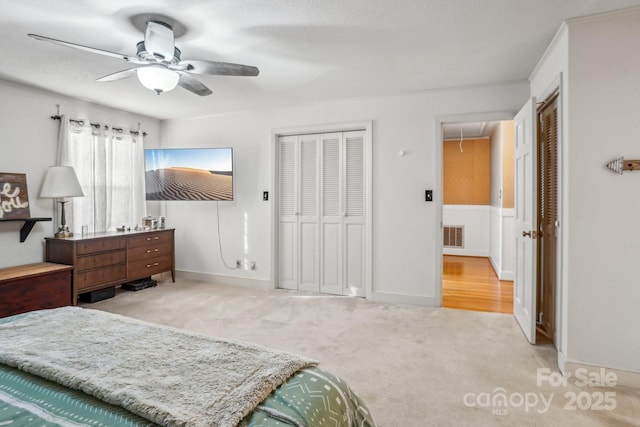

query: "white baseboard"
left=499, top=270, right=514, bottom=281
left=558, top=352, right=640, bottom=389
left=176, top=270, right=273, bottom=291
left=489, top=255, right=500, bottom=276
left=370, top=291, right=437, bottom=306
left=443, top=249, right=489, bottom=257
left=489, top=252, right=514, bottom=281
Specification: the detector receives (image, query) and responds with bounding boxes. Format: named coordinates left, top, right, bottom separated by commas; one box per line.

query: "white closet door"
left=278, top=135, right=298, bottom=290
left=278, top=129, right=367, bottom=297
left=343, top=130, right=365, bottom=297
left=298, top=134, right=320, bottom=292
left=320, top=132, right=343, bottom=295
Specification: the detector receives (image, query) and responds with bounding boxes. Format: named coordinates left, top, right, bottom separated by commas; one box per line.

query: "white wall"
left=488, top=121, right=515, bottom=280
left=0, top=79, right=161, bottom=269
left=531, top=7, right=640, bottom=375
left=161, top=83, right=529, bottom=305
left=566, top=9, right=640, bottom=373
left=489, top=206, right=515, bottom=281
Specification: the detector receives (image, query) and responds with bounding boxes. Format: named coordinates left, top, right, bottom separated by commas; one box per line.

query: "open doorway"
left=440, top=120, right=515, bottom=314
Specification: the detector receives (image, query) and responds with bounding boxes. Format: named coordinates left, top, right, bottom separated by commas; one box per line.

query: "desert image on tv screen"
left=144, top=148, right=233, bottom=201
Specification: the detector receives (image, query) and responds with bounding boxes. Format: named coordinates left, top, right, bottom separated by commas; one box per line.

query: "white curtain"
left=57, top=115, right=146, bottom=233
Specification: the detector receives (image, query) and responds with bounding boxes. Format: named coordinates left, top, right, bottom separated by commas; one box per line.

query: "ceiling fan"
left=28, top=20, right=259, bottom=96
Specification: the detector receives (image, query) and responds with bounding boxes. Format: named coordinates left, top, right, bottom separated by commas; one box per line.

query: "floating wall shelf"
left=0, top=218, right=52, bottom=242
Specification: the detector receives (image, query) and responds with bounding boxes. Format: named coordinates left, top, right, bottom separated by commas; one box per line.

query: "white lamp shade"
left=40, top=166, right=84, bottom=199
left=137, top=66, right=179, bottom=94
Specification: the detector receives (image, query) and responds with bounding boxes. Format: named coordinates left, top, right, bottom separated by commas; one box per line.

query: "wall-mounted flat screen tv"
left=144, top=148, right=233, bottom=201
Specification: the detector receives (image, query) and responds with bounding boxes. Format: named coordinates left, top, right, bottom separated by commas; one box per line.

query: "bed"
left=0, top=307, right=375, bottom=427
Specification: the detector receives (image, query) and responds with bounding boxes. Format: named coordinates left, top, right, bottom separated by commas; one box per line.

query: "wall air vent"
left=443, top=226, right=464, bottom=248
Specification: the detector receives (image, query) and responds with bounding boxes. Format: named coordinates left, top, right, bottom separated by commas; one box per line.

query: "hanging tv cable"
left=216, top=201, right=240, bottom=270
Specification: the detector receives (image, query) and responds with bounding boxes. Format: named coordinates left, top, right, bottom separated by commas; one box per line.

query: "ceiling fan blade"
left=28, top=33, right=147, bottom=64
left=144, top=21, right=175, bottom=61
left=177, top=72, right=212, bottom=96
left=177, top=60, right=259, bottom=76
left=96, top=68, right=138, bottom=82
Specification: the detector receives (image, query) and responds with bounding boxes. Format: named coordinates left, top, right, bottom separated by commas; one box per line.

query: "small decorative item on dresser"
left=142, top=216, right=155, bottom=229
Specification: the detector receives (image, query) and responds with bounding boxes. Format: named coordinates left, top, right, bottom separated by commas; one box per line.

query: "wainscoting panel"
left=489, top=206, right=515, bottom=281
left=442, top=205, right=490, bottom=257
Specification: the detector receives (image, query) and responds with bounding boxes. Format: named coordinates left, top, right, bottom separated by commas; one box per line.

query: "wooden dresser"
left=45, top=228, right=175, bottom=304
left=0, top=262, right=73, bottom=317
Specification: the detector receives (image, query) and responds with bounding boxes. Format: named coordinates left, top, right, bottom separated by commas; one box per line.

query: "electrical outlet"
left=251, top=261, right=256, bottom=270
left=236, top=260, right=241, bottom=269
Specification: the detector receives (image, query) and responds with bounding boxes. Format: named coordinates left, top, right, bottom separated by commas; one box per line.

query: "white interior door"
left=320, top=133, right=343, bottom=295
left=343, top=131, right=366, bottom=297
left=298, top=135, right=320, bottom=292
left=278, top=136, right=298, bottom=290
left=278, top=129, right=367, bottom=297
left=514, top=98, right=537, bottom=344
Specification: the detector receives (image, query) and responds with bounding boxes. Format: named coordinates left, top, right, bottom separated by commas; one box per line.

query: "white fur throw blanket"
left=0, top=307, right=317, bottom=427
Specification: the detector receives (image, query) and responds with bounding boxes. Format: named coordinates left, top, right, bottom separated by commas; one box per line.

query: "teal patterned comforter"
left=0, top=307, right=374, bottom=427
left=0, top=364, right=374, bottom=426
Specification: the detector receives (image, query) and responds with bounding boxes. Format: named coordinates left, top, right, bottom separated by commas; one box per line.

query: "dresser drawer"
left=76, top=265, right=127, bottom=290
left=128, top=231, right=173, bottom=248
left=128, top=243, right=172, bottom=261
left=77, top=250, right=126, bottom=271
left=77, top=237, right=126, bottom=255
left=128, top=255, right=173, bottom=278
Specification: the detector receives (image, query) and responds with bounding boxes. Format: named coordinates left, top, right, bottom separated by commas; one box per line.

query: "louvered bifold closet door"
left=278, top=130, right=367, bottom=296
left=298, top=135, right=320, bottom=292
left=343, top=130, right=366, bottom=297
left=278, top=136, right=299, bottom=290
left=537, top=93, right=559, bottom=337
left=320, top=133, right=343, bottom=295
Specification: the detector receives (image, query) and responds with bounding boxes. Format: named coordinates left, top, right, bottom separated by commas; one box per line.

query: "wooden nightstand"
left=0, top=262, right=73, bottom=318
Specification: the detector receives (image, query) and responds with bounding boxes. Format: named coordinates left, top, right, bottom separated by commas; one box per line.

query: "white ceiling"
left=1, top=0, right=640, bottom=121
left=442, top=121, right=497, bottom=140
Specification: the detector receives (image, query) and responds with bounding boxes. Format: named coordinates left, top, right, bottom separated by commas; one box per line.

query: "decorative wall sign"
left=606, top=157, right=640, bottom=175
left=0, top=173, right=31, bottom=219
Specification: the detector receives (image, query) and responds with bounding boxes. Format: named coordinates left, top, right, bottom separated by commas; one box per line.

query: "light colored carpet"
left=87, top=275, right=640, bottom=427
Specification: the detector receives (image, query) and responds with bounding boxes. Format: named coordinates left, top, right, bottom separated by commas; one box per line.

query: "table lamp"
left=40, top=166, right=84, bottom=238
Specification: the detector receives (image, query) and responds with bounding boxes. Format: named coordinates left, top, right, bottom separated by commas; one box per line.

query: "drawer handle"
left=146, top=248, right=159, bottom=253
left=146, top=262, right=159, bottom=268
left=146, top=236, right=160, bottom=241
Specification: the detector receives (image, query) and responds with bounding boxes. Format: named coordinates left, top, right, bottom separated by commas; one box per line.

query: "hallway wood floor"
left=442, top=255, right=513, bottom=314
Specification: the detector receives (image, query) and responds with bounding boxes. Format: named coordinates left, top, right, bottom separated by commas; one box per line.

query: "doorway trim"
left=435, top=111, right=517, bottom=307
left=270, top=120, right=373, bottom=298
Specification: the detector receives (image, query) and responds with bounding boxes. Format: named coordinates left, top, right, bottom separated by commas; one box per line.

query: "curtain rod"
left=50, top=115, right=148, bottom=137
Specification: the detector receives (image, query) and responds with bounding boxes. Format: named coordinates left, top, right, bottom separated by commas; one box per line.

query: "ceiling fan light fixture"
left=137, top=66, right=179, bottom=94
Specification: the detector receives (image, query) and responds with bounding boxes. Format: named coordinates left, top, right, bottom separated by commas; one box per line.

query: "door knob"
left=522, top=231, right=532, bottom=238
